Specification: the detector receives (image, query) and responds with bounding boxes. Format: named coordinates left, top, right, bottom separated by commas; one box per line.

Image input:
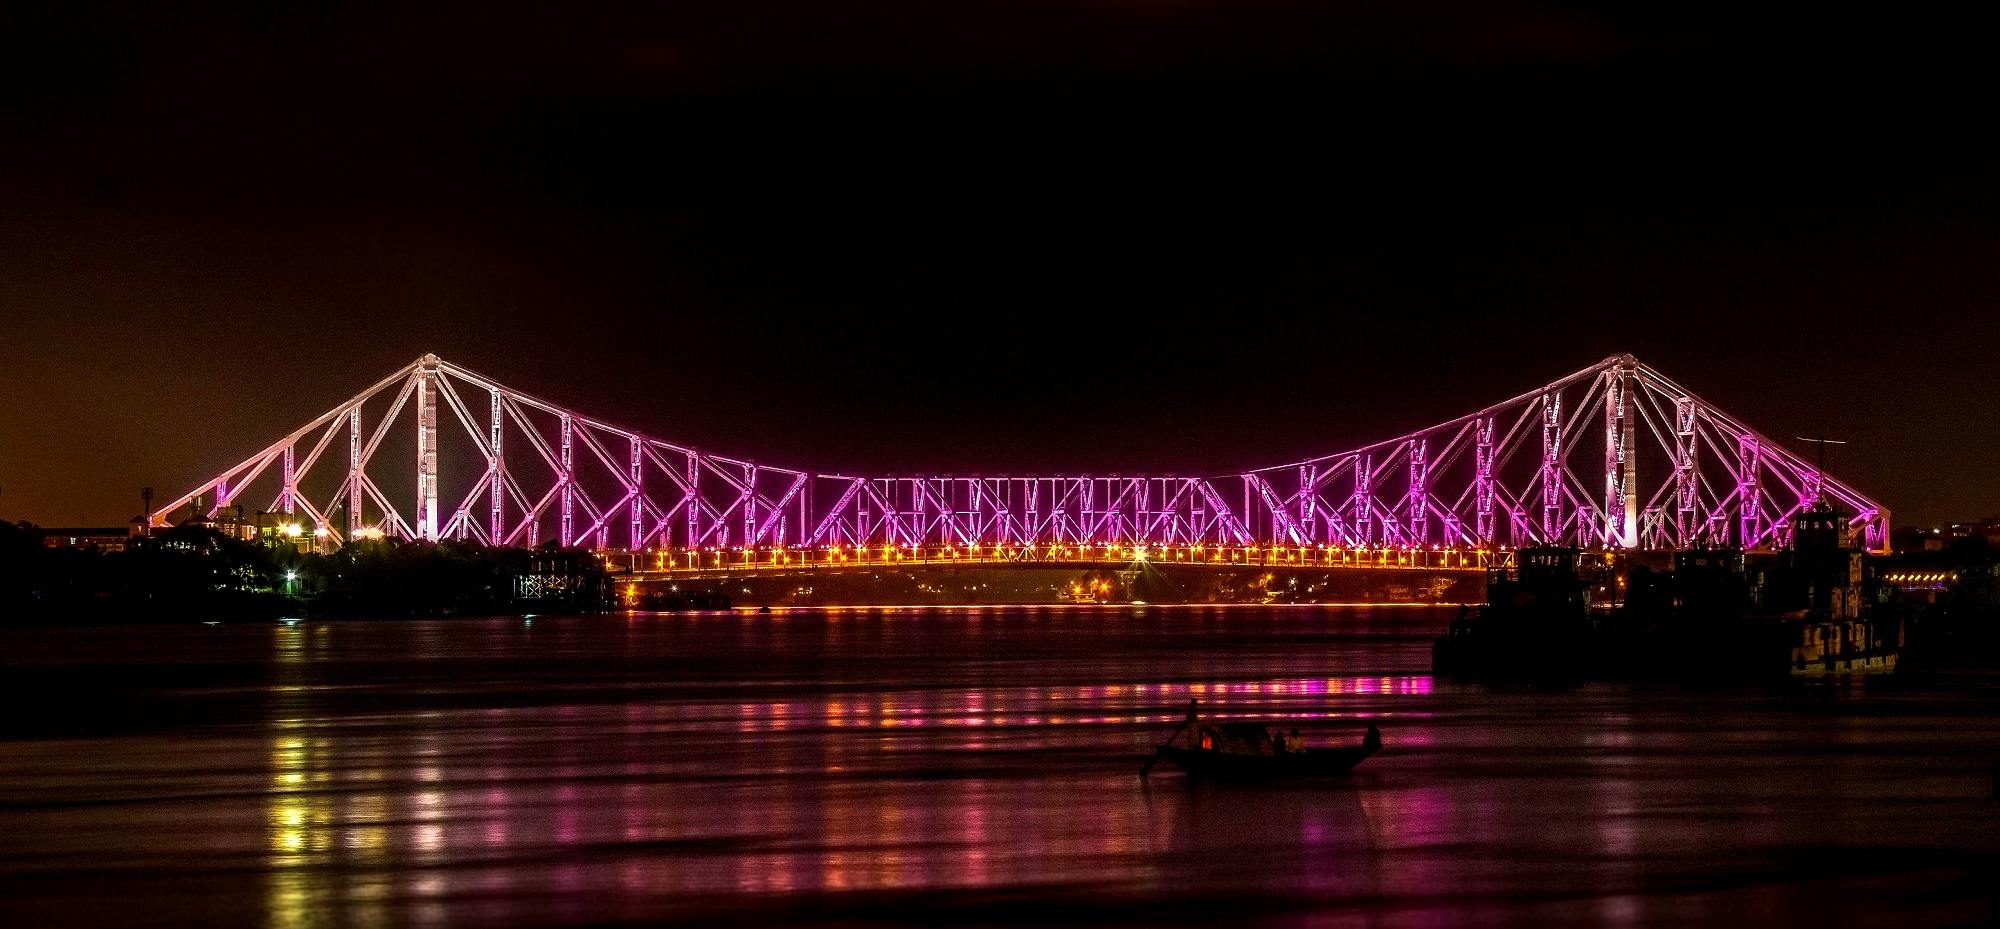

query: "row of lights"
left=1884, top=572, right=1955, bottom=584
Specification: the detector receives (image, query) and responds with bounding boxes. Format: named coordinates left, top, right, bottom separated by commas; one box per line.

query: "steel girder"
left=156, top=353, right=1890, bottom=552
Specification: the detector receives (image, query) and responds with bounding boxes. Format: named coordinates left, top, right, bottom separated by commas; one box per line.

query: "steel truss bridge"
left=154, top=353, right=1888, bottom=556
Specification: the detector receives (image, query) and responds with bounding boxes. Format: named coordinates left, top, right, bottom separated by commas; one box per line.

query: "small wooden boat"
left=1141, top=699, right=1380, bottom=779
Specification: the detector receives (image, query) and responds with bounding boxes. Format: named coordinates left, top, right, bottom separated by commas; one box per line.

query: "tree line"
left=0, top=521, right=609, bottom=624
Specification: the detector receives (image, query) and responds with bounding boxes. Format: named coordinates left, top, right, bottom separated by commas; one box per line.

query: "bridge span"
left=611, top=542, right=1510, bottom=574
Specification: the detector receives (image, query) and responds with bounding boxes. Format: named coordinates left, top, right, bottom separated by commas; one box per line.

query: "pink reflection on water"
left=656, top=675, right=1430, bottom=740
left=254, top=664, right=1429, bottom=915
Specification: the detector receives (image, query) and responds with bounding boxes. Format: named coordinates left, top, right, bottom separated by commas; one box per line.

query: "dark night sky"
left=2, top=2, right=1995, bottom=529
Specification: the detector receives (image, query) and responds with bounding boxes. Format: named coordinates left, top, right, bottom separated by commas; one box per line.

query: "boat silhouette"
left=1142, top=699, right=1380, bottom=779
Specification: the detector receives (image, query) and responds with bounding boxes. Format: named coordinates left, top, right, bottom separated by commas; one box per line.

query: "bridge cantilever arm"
left=151, top=361, right=420, bottom=526
left=1241, top=356, right=1616, bottom=477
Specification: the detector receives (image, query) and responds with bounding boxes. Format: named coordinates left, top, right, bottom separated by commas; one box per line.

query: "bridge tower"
left=346, top=407, right=362, bottom=539
left=489, top=389, right=506, bottom=545
left=629, top=437, right=643, bottom=550
left=415, top=354, right=440, bottom=541
left=280, top=446, right=295, bottom=516
left=1407, top=439, right=1429, bottom=545
left=1474, top=416, right=1496, bottom=545
left=559, top=414, right=575, bottom=546
left=686, top=455, right=700, bottom=549
left=1352, top=455, right=1373, bottom=544
left=1540, top=391, right=1563, bottom=544
left=1602, top=358, right=1637, bottom=548
left=1298, top=465, right=1316, bottom=542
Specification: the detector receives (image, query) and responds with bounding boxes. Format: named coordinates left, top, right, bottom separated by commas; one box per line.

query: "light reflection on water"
left=2, top=606, right=1999, bottom=927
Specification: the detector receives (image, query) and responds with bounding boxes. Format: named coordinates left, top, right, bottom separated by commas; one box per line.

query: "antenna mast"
left=1795, top=436, right=1848, bottom=507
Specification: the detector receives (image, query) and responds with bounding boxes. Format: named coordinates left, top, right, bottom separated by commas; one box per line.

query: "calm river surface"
left=4, top=606, right=2000, bottom=928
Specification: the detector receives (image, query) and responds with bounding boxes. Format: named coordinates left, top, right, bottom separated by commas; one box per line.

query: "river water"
left=3, top=606, right=1999, bottom=928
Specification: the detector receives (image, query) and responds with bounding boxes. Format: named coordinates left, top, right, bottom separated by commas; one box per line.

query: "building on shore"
left=38, top=526, right=139, bottom=553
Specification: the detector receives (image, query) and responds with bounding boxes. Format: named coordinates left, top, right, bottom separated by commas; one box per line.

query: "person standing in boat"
left=1186, top=698, right=1222, bottom=751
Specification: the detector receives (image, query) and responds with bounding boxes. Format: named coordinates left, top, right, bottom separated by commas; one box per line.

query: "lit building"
left=39, top=527, right=136, bottom=553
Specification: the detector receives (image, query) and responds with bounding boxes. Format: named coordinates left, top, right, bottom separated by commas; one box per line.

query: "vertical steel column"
left=490, top=390, right=505, bottom=545
left=1474, top=416, right=1496, bottom=545
left=347, top=407, right=362, bottom=538
left=686, top=454, right=701, bottom=548
left=630, top=439, right=643, bottom=549
left=852, top=480, right=868, bottom=544
left=742, top=463, right=757, bottom=547
left=1191, top=480, right=1208, bottom=542
left=1083, top=480, right=1096, bottom=544
left=1025, top=480, right=1039, bottom=543
left=1674, top=397, right=1698, bottom=546
left=1407, top=439, right=1428, bottom=545
left=1138, top=480, right=1152, bottom=543
left=967, top=480, right=983, bottom=543
left=1298, top=466, right=1316, bottom=543
left=1737, top=435, right=1762, bottom=548
left=1232, top=478, right=1248, bottom=544
left=1540, top=392, right=1563, bottom=544
left=1128, top=479, right=1139, bottom=543
left=1352, top=455, right=1373, bottom=544
left=214, top=479, right=228, bottom=517
left=281, top=446, right=296, bottom=515
left=559, top=414, right=574, bottom=547
left=415, top=355, right=439, bottom=541
left=1602, top=365, right=1636, bottom=548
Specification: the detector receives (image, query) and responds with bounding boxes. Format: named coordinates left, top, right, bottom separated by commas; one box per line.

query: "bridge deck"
left=615, top=544, right=1511, bottom=576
